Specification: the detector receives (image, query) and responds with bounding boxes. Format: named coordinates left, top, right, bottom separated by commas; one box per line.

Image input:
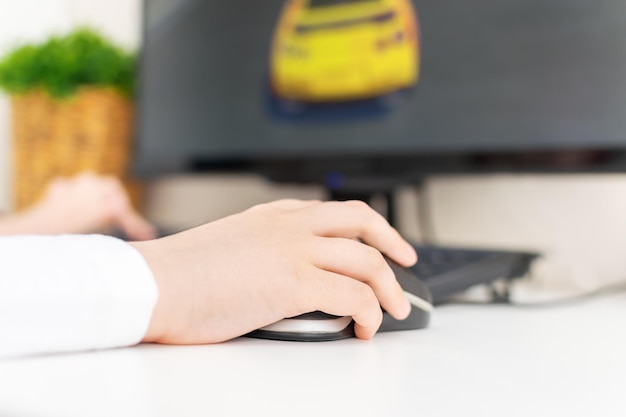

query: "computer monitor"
left=135, top=0, right=626, bottom=196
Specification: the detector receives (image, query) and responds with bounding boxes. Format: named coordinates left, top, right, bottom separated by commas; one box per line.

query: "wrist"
left=130, top=240, right=169, bottom=343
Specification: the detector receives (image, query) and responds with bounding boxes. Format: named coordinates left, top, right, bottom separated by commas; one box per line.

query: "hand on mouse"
left=0, top=172, right=156, bottom=241
left=133, top=199, right=418, bottom=344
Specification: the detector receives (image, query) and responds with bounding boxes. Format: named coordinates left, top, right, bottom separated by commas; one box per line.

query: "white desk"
left=1, top=293, right=625, bottom=417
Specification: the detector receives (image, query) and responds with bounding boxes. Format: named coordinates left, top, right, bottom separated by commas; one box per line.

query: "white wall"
left=424, top=174, right=626, bottom=300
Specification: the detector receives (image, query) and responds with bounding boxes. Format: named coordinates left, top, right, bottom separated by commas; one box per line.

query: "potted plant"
left=0, top=27, right=139, bottom=210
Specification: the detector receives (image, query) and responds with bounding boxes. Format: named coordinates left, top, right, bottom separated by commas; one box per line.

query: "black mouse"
left=246, top=258, right=433, bottom=341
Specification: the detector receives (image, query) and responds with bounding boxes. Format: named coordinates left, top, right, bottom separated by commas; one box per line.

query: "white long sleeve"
left=0, top=234, right=158, bottom=358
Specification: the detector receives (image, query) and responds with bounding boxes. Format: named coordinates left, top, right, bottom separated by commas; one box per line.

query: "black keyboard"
left=410, top=244, right=539, bottom=305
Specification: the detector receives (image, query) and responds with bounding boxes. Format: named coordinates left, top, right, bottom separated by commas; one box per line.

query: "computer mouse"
left=246, top=257, right=433, bottom=341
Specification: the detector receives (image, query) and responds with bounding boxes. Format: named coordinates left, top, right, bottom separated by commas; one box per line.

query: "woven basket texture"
left=10, top=87, right=141, bottom=211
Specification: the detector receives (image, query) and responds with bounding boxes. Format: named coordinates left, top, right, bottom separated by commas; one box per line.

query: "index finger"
left=302, top=200, right=418, bottom=267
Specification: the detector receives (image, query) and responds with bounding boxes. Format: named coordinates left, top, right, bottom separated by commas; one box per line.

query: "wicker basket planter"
left=0, top=28, right=140, bottom=211
left=10, top=87, right=138, bottom=210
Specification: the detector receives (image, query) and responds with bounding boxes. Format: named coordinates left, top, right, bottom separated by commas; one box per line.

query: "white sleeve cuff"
left=90, top=235, right=159, bottom=350
left=0, top=235, right=158, bottom=358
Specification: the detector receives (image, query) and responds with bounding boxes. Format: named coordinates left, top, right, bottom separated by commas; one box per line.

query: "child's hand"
left=133, top=199, right=417, bottom=344
left=16, top=173, right=156, bottom=240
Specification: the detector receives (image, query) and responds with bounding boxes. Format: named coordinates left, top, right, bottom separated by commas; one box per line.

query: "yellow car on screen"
left=269, top=0, right=420, bottom=104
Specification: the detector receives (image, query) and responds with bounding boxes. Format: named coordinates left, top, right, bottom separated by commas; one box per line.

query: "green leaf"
left=0, top=27, right=136, bottom=99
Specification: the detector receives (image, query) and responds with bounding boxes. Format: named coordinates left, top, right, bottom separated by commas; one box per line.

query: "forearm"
left=0, top=209, right=51, bottom=235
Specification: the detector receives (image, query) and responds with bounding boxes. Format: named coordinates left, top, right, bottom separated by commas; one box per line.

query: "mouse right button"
left=386, top=258, right=433, bottom=305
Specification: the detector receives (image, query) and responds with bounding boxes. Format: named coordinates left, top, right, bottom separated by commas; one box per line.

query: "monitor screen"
left=135, top=0, right=626, bottom=186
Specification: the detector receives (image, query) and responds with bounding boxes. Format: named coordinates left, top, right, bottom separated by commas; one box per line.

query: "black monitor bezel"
left=134, top=0, right=626, bottom=190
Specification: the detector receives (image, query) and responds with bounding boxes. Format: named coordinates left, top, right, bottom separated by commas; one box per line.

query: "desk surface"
left=1, top=293, right=625, bottom=417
